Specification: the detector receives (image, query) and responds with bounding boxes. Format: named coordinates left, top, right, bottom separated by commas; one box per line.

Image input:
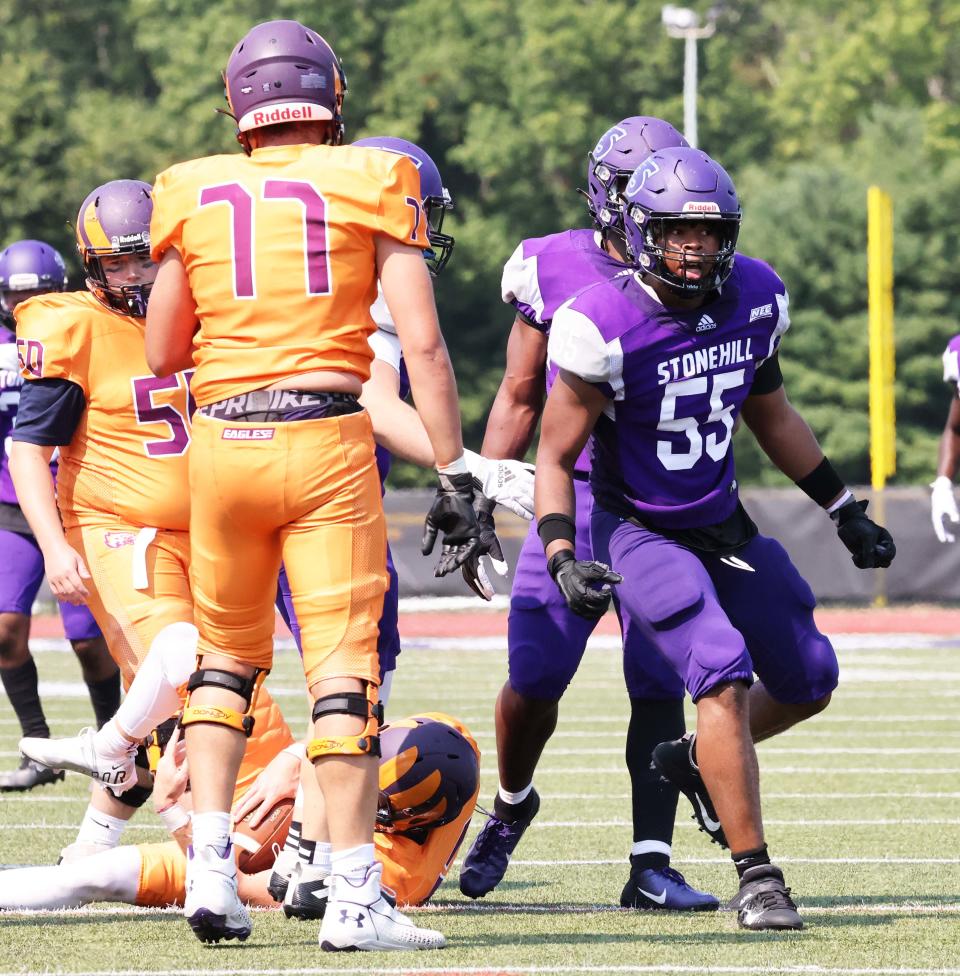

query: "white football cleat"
left=19, top=729, right=137, bottom=795
left=184, top=842, right=251, bottom=944
left=319, top=861, right=445, bottom=952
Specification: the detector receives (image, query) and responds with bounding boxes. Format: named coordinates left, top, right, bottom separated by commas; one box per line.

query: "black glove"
left=461, top=502, right=506, bottom=601
left=547, top=549, right=622, bottom=620
left=422, top=470, right=482, bottom=576
left=832, top=498, right=896, bottom=569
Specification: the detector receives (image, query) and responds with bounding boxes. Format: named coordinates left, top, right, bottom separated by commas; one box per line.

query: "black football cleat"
left=283, top=861, right=329, bottom=921
left=736, top=864, right=804, bottom=931
left=651, top=733, right=727, bottom=848
left=0, top=757, right=65, bottom=792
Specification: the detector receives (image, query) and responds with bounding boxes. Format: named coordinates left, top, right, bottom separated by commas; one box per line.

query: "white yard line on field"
left=2, top=963, right=960, bottom=976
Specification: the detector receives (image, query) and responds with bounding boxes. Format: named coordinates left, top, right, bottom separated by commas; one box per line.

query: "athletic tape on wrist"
left=157, top=803, right=190, bottom=834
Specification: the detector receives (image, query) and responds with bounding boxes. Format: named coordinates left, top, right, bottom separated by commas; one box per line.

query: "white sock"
left=112, top=622, right=196, bottom=740
left=312, top=841, right=333, bottom=873
left=93, top=720, right=135, bottom=758
left=330, top=842, right=375, bottom=884
left=631, top=840, right=672, bottom=858
left=191, top=810, right=231, bottom=857
left=75, top=805, right=128, bottom=848
left=498, top=783, right=533, bottom=806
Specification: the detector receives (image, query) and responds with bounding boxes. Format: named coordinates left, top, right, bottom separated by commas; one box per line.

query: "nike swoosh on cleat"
left=694, top=793, right=722, bottom=833
left=637, top=887, right=667, bottom=905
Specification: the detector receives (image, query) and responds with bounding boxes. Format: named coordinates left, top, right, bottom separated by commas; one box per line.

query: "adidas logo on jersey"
left=695, top=315, right=716, bottom=333
left=749, top=303, right=773, bottom=322
left=221, top=427, right=275, bottom=440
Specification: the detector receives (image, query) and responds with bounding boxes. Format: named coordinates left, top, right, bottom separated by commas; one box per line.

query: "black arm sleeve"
left=12, top=378, right=86, bottom=447
left=749, top=353, right=784, bottom=396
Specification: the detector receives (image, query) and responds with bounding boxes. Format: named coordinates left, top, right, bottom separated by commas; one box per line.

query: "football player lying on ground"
left=534, top=146, right=895, bottom=931
left=0, top=711, right=478, bottom=912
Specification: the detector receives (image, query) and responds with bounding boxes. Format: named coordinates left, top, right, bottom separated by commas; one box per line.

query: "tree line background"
left=1, top=0, right=958, bottom=486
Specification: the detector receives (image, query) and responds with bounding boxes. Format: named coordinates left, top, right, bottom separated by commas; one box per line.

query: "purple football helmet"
left=353, top=136, right=455, bottom=275
left=0, top=239, right=68, bottom=328
left=376, top=714, right=479, bottom=835
left=623, top=146, right=741, bottom=295
left=224, top=20, right=347, bottom=147
left=75, top=179, right=155, bottom=318
left=586, top=117, right=689, bottom=235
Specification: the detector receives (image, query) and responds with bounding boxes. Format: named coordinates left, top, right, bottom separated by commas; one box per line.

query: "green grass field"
left=1, top=631, right=960, bottom=975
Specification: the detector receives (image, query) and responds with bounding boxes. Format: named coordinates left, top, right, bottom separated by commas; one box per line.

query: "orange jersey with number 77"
left=150, top=144, right=430, bottom=408
left=15, top=291, right=192, bottom=531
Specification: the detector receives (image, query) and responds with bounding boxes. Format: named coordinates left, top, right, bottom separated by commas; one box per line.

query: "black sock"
left=86, top=670, right=121, bottom=729
left=284, top=820, right=302, bottom=854
left=627, top=697, right=685, bottom=870
left=493, top=790, right=536, bottom=824
left=0, top=658, right=49, bottom=739
left=298, top=837, right=317, bottom=863
left=732, top=844, right=771, bottom=881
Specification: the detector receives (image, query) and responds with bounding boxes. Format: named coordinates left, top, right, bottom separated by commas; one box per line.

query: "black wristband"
left=537, top=513, right=576, bottom=550
left=794, top=457, right=846, bottom=507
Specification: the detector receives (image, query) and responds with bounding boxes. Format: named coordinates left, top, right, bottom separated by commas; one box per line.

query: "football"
left=231, top=797, right=294, bottom=875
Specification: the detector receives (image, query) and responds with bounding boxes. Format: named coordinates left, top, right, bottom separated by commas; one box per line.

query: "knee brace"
left=115, top=745, right=154, bottom=809
left=306, top=682, right=383, bottom=760
left=180, top=667, right=268, bottom=737
left=145, top=717, right=180, bottom=773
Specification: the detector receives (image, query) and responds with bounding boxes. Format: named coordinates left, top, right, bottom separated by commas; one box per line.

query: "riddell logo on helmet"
left=682, top=201, right=721, bottom=214
left=252, top=105, right=319, bottom=126
left=110, top=232, right=148, bottom=248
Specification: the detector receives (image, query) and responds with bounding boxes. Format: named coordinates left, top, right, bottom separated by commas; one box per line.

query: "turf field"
left=1, top=626, right=960, bottom=975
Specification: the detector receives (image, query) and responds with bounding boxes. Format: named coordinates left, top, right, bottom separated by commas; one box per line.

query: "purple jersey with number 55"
left=13, top=291, right=193, bottom=531
left=549, top=254, right=789, bottom=529
left=501, top=229, right=629, bottom=473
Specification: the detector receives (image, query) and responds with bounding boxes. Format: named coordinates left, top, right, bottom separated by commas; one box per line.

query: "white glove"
left=463, top=449, right=535, bottom=521
left=931, top=476, right=960, bottom=543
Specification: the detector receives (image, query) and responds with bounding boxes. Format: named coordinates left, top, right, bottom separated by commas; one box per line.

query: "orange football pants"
left=65, top=524, right=193, bottom=688
left=189, top=409, right=387, bottom=687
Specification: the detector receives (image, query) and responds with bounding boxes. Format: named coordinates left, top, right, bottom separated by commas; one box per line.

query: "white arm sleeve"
left=369, top=283, right=397, bottom=335
left=367, top=328, right=402, bottom=376
left=548, top=302, right=620, bottom=387
left=764, top=291, right=791, bottom=361
left=501, top=242, right=545, bottom=324
left=943, top=344, right=960, bottom=387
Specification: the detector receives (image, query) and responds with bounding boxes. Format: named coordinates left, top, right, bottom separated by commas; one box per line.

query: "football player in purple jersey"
left=535, top=146, right=895, bottom=931
left=0, top=239, right=119, bottom=791
left=931, top=334, right=960, bottom=541
left=460, top=118, right=718, bottom=913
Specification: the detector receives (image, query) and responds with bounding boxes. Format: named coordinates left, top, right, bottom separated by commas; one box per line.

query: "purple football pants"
left=590, top=506, right=839, bottom=704
left=276, top=544, right=400, bottom=682
left=0, top=529, right=101, bottom=640
left=508, top=479, right=684, bottom=702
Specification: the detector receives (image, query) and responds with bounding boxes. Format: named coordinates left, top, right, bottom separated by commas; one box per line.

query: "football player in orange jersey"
left=146, top=20, right=478, bottom=951
left=0, top=713, right=479, bottom=914
left=11, top=180, right=199, bottom=859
